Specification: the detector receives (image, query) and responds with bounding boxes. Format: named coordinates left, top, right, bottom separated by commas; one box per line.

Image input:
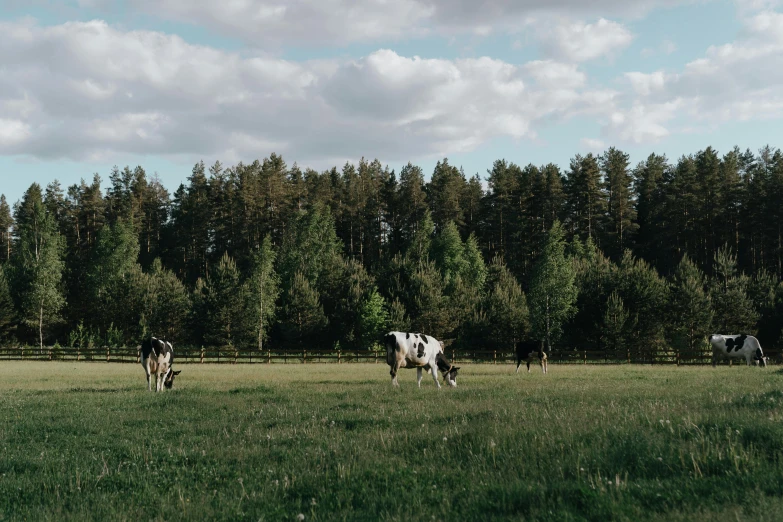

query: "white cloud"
left=625, top=71, right=667, bottom=96
left=580, top=138, right=605, bottom=150
left=120, top=0, right=698, bottom=46
left=524, top=60, right=586, bottom=89
left=604, top=101, right=682, bottom=144
left=537, top=18, right=634, bottom=62
left=0, top=20, right=617, bottom=164
left=602, top=9, right=783, bottom=144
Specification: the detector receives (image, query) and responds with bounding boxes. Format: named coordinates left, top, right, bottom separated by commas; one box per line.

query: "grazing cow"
left=708, top=334, right=767, bottom=367
left=515, top=340, right=548, bottom=374
left=141, top=336, right=181, bottom=391
left=384, top=331, right=460, bottom=388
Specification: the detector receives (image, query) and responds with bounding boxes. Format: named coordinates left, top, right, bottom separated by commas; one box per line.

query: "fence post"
left=234, top=349, right=238, bottom=365
left=49, top=347, right=52, bottom=361
left=338, top=348, right=341, bottom=364
left=583, top=350, right=587, bottom=364
left=200, top=347, right=205, bottom=364
left=375, top=351, right=378, bottom=364
left=303, top=349, right=307, bottom=364
left=267, top=348, right=271, bottom=364
left=676, top=349, right=680, bottom=367
left=106, top=346, right=110, bottom=362
left=627, top=348, right=630, bottom=364
left=137, top=347, right=140, bottom=363
left=493, top=350, right=497, bottom=364
left=77, top=347, right=80, bottom=361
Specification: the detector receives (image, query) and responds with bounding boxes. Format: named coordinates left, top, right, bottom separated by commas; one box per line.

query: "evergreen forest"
left=1, top=145, right=783, bottom=355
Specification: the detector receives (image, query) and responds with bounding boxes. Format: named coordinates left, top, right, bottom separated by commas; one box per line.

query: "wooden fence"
left=1, top=345, right=779, bottom=365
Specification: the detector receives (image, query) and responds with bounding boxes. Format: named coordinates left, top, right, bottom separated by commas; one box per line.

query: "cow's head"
left=164, top=370, right=181, bottom=389
left=444, top=366, right=460, bottom=387
left=755, top=348, right=767, bottom=367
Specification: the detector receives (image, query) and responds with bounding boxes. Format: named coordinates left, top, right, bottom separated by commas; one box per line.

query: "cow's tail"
left=384, top=334, right=398, bottom=365
left=141, top=338, right=153, bottom=360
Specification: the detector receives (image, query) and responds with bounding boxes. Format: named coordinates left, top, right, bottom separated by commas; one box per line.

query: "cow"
left=384, top=331, right=460, bottom=388
left=141, top=336, right=181, bottom=391
left=515, top=340, right=548, bottom=374
left=708, top=334, right=767, bottom=367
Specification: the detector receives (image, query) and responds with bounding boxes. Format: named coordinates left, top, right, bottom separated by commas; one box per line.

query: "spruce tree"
left=10, top=184, right=66, bottom=350
left=710, top=246, right=758, bottom=334
left=484, top=257, right=529, bottom=350
left=528, top=221, right=577, bottom=350
left=281, top=271, right=328, bottom=349
left=669, top=255, right=713, bottom=354
left=245, top=235, right=280, bottom=351
left=358, top=288, right=388, bottom=350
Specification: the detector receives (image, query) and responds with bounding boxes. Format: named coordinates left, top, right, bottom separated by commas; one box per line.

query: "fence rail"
left=1, top=346, right=780, bottom=365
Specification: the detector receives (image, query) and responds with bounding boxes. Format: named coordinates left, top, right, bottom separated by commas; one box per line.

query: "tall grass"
left=2, top=363, right=783, bottom=521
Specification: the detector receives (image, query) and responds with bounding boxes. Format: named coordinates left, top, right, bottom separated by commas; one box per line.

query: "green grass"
left=2, top=363, right=783, bottom=521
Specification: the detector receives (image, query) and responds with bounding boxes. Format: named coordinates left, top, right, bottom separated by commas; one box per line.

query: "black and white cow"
left=141, top=336, right=181, bottom=391
left=708, top=334, right=767, bottom=367
left=515, top=340, right=548, bottom=374
left=384, top=331, right=460, bottom=388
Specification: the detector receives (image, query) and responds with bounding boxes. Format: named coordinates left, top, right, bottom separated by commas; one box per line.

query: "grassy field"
left=2, top=362, right=783, bottom=521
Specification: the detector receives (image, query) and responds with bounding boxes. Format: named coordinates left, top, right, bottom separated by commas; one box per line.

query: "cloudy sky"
left=1, top=0, right=782, bottom=204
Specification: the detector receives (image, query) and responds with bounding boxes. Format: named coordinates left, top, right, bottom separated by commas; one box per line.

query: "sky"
left=1, top=0, right=783, bottom=205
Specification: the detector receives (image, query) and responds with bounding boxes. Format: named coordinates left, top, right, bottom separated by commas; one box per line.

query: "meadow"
left=2, top=362, right=783, bottom=521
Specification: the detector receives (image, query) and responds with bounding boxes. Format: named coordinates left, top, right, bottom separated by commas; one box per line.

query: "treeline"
left=0, top=146, right=782, bottom=354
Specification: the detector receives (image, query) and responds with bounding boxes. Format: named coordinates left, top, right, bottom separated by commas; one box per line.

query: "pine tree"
left=10, top=184, right=66, bottom=349
left=601, top=147, right=637, bottom=259
left=0, top=194, right=12, bottom=262
left=485, top=159, right=520, bottom=261
left=427, top=158, right=466, bottom=231
left=0, top=264, right=16, bottom=341
left=528, top=221, right=577, bottom=350
left=565, top=154, right=605, bottom=242
left=633, top=153, right=668, bottom=269
left=397, top=163, right=428, bottom=248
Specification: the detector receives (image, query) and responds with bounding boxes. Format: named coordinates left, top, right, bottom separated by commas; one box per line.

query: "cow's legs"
left=745, top=354, right=753, bottom=366
left=417, top=367, right=423, bottom=388
left=539, top=359, right=544, bottom=373
left=390, top=361, right=401, bottom=387
left=515, top=360, right=521, bottom=374
left=543, top=358, right=548, bottom=374
left=430, top=365, right=441, bottom=389
left=527, top=361, right=531, bottom=373
left=143, top=361, right=152, bottom=391
left=711, top=351, right=717, bottom=367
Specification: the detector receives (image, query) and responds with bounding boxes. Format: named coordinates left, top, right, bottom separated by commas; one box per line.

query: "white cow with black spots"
left=708, top=334, right=767, bottom=367
left=384, top=331, right=459, bottom=388
left=141, top=336, right=181, bottom=391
